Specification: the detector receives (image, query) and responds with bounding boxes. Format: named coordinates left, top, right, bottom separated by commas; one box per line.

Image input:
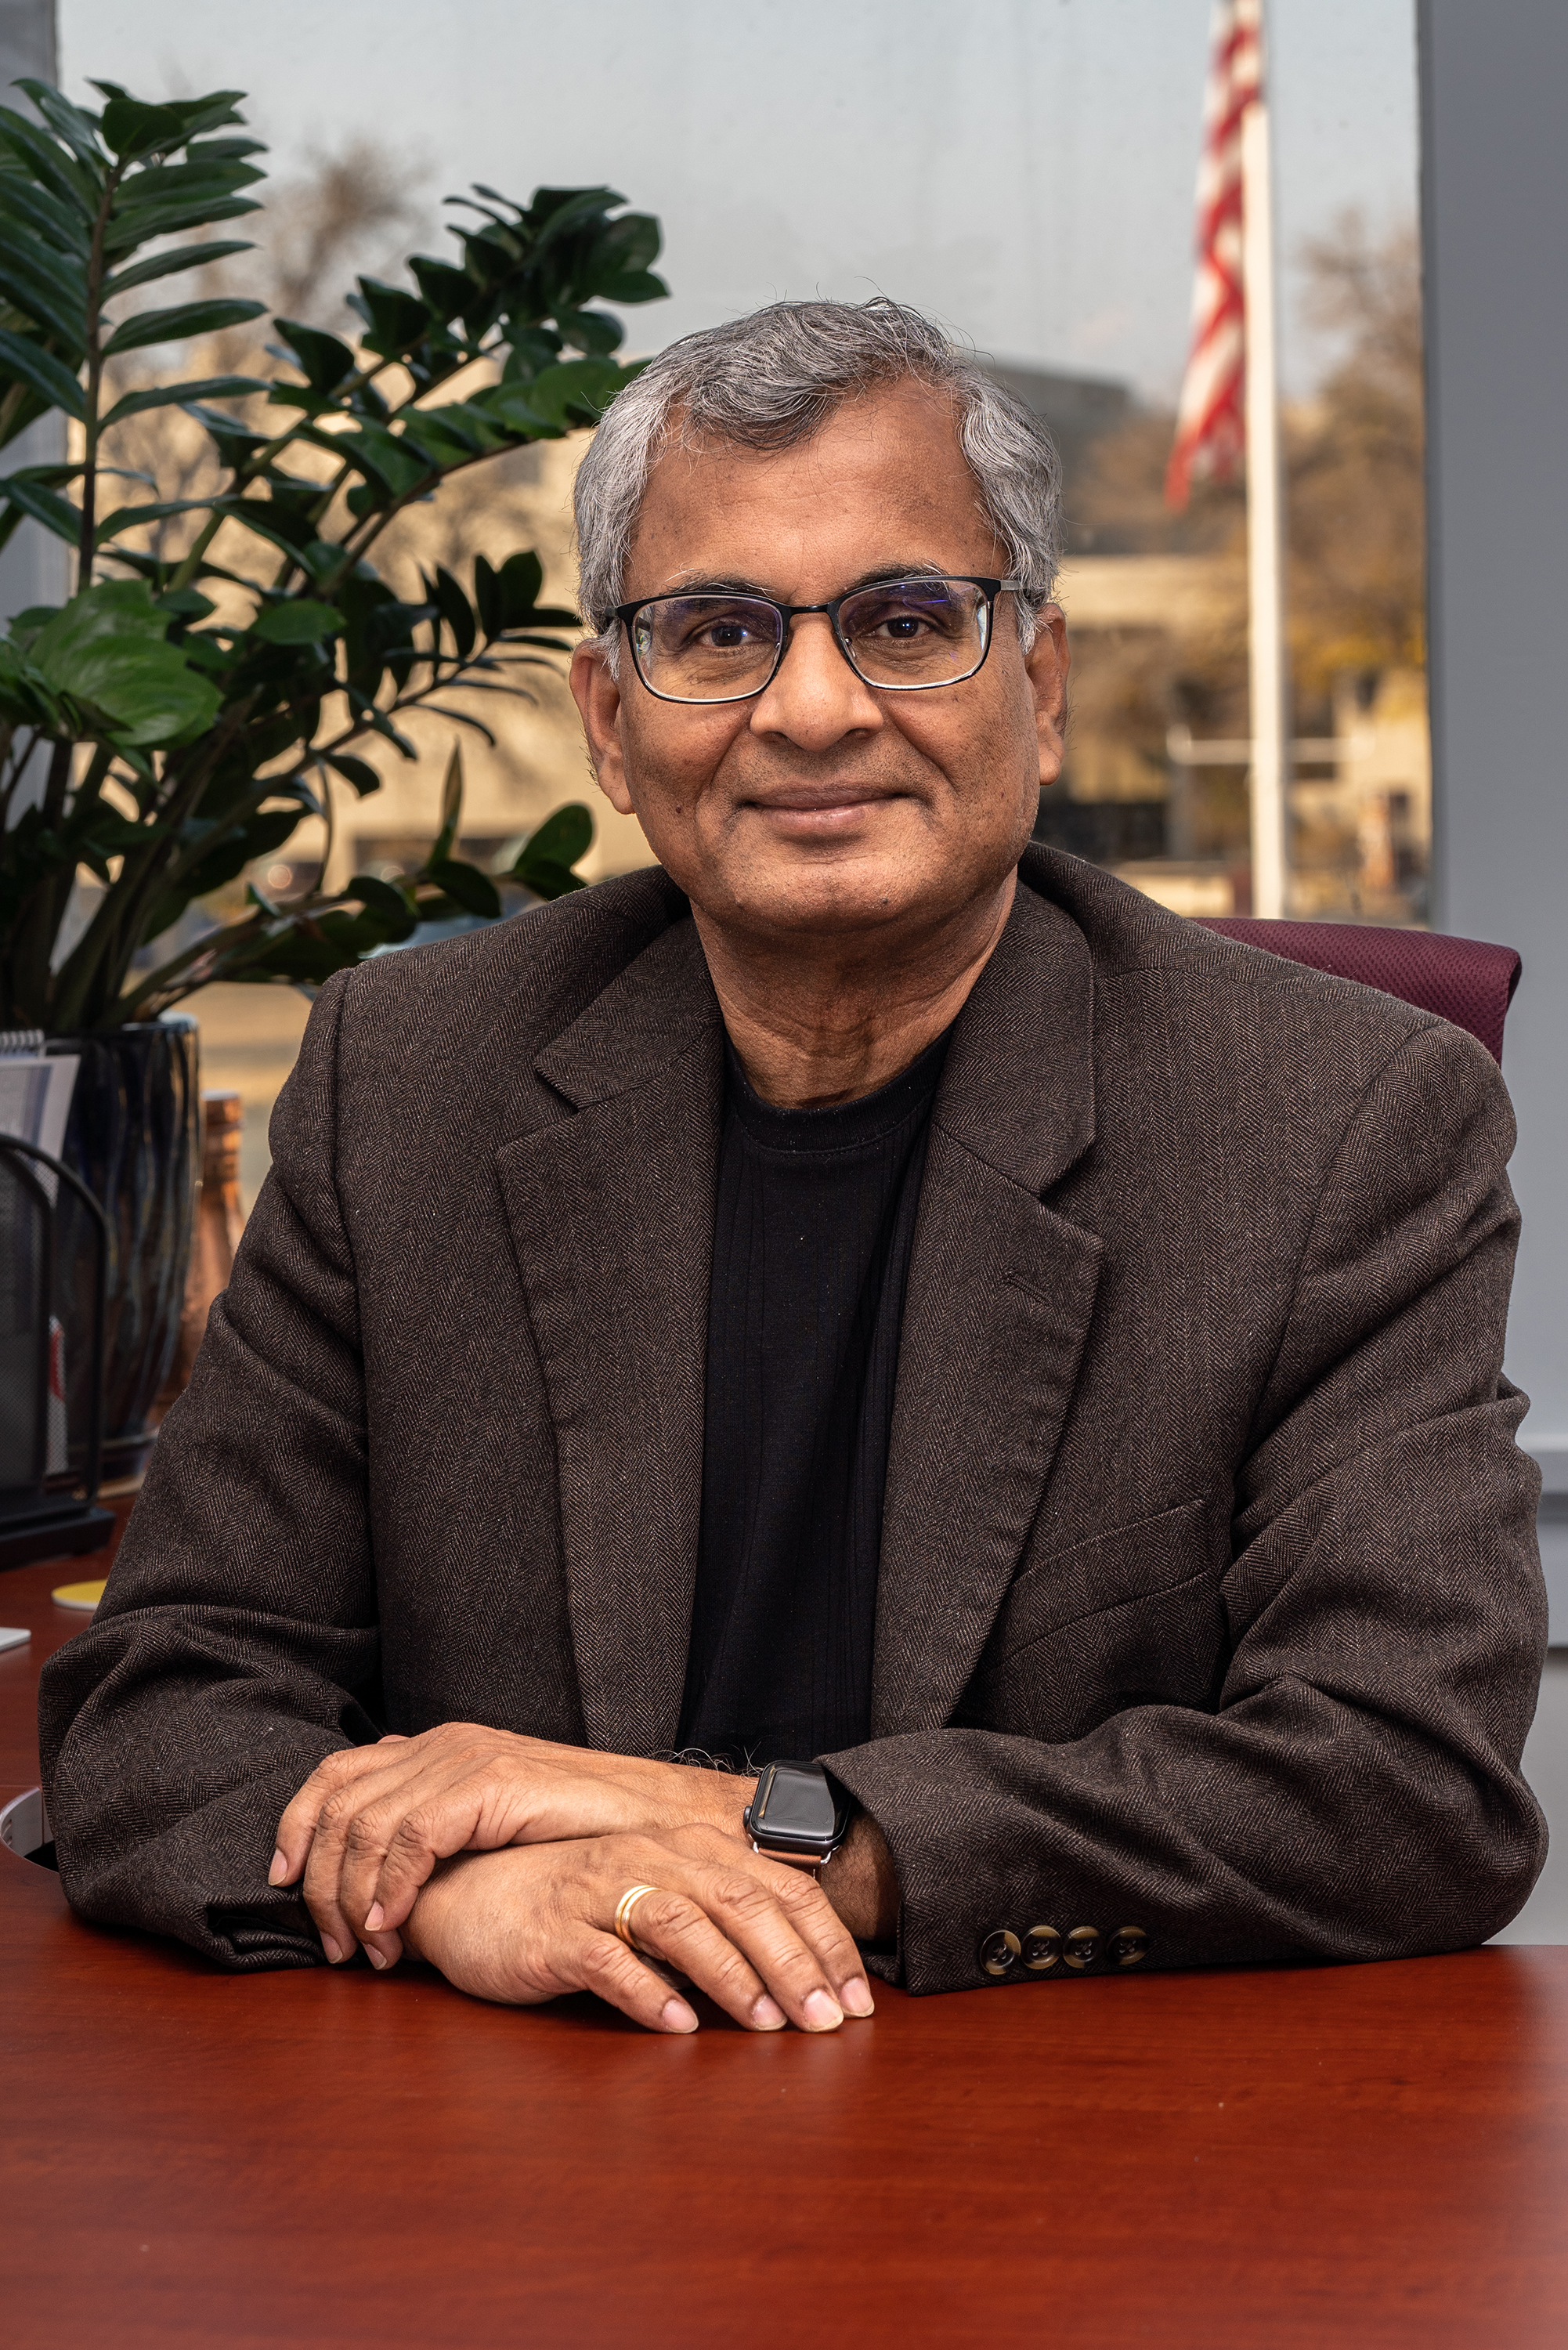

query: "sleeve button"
left=1064, top=1925, right=1102, bottom=1970
left=1021, top=1925, right=1062, bottom=1972
left=1111, top=1925, right=1150, bottom=1967
left=977, top=1929, right=1021, bottom=1979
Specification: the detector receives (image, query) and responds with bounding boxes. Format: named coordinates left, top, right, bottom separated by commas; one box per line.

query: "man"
left=41, top=299, right=1546, bottom=2034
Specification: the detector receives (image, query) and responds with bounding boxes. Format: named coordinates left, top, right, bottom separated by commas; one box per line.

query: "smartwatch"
left=743, top=1760, right=854, bottom=1871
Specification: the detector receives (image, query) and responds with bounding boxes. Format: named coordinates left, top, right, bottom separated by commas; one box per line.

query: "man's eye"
left=697, top=620, right=760, bottom=649
left=860, top=603, right=936, bottom=639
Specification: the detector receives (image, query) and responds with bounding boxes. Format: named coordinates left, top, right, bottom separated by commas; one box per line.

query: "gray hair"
left=572, top=297, right=1064, bottom=666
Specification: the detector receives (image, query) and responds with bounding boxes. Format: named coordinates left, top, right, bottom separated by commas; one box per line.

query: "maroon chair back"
left=1195, top=919, right=1522, bottom=1065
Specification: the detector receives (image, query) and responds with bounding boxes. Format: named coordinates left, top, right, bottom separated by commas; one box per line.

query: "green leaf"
left=483, top=357, right=627, bottom=436
left=318, top=419, right=432, bottom=498
left=431, top=739, right=464, bottom=862
left=273, top=318, right=356, bottom=394
left=248, top=601, right=343, bottom=645
left=396, top=406, right=492, bottom=466
left=0, top=172, right=91, bottom=257
left=322, top=751, right=383, bottom=797
left=103, top=296, right=266, bottom=357
left=0, top=107, right=99, bottom=219
left=0, top=473, right=80, bottom=544
left=518, top=801, right=594, bottom=873
left=350, top=275, right=429, bottom=353
left=31, top=580, right=222, bottom=747
left=345, top=873, right=417, bottom=936
left=95, top=496, right=215, bottom=543
left=594, top=268, right=670, bottom=306
left=102, top=374, right=271, bottom=428
left=409, top=255, right=475, bottom=324
left=0, top=329, right=85, bottom=420
left=0, top=252, right=89, bottom=349
left=14, top=79, right=107, bottom=169
left=593, top=211, right=662, bottom=277
left=553, top=307, right=623, bottom=357
left=103, top=239, right=254, bottom=298
left=100, top=94, right=197, bottom=160
left=427, top=855, right=502, bottom=919
left=103, top=193, right=262, bottom=254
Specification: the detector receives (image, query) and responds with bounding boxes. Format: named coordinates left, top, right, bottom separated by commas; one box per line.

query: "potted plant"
left=0, top=73, right=665, bottom=1474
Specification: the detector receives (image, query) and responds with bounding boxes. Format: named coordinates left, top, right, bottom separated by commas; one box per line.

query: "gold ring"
left=613, top=1883, right=661, bottom=1956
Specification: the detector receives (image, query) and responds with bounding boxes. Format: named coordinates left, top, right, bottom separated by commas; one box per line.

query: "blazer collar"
left=495, top=906, right=724, bottom=1755
left=869, top=866, right=1104, bottom=1735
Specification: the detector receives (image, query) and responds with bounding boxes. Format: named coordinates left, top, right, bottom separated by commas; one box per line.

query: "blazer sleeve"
left=38, top=971, right=375, bottom=1969
left=823, top=1018, right=1549, bottom=1994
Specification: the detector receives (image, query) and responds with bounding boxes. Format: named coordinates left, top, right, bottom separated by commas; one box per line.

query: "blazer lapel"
left=494, top=916, right=723, bottom=1755
left=872, top=879, right=1104, bottom=1734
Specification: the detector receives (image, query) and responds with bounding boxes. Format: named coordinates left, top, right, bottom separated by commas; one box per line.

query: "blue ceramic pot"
left=47, top=1018, right=199, bottom=1482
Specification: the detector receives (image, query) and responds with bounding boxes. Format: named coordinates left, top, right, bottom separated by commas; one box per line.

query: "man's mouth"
left=742, top=783, right=907, bottom=827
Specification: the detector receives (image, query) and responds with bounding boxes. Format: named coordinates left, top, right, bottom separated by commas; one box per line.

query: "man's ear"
left=1024, top=603, right=1070, bottom=787
left=569, top=642, right=635, bottom=816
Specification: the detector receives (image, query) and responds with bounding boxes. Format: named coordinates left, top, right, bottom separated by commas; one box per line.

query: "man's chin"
left=703, top=859, right=952, bottom=941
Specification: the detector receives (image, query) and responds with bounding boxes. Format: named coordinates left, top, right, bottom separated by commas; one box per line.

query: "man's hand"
left=269, top=1726, right=755, bottom=1965
left=398, top=1830, right=876, bottom=2034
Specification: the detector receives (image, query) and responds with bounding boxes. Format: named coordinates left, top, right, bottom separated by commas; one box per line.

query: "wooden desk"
left=4, top=1553, right=1567, bottom=2349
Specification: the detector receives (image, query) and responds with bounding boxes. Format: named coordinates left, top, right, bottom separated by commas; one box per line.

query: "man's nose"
left=747, top=612, right=883, bottom=750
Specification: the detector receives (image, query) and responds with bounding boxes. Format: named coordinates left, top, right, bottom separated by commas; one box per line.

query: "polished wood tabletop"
left=4, top=1549, right=1567, bottom=2349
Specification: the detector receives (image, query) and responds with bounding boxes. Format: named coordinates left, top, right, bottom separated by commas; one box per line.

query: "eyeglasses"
left=611, top=574, right=1024, bottom=705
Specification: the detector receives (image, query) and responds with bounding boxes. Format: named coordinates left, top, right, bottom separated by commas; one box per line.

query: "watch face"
left=756, top=1762, right=836, bottom=1843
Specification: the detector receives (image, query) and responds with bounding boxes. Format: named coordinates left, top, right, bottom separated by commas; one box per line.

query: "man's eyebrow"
left=649, top=561, right=954, bottom=602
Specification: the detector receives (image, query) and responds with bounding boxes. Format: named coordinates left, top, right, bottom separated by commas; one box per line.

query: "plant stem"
left=76, top=161, right=126, bottom=583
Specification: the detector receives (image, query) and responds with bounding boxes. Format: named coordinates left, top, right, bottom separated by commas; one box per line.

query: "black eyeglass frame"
left=610, top=574, right=1026, bottom=705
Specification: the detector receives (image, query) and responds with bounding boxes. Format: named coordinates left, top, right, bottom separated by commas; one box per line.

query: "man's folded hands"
left=267, top=1726, right=882, bottom=2034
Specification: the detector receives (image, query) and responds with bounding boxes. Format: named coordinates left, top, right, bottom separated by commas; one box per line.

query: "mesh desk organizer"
left=0, top=1132, right=112, bottom=1570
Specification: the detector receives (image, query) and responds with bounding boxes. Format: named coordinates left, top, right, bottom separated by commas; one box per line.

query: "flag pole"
left=1241, top=51, right=1288, bottom=920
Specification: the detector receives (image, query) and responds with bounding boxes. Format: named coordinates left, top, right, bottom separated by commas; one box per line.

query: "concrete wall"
left=1420, top=2, right=1568, bottom=1940
left=1421, top=1, right=1568, bottom=1536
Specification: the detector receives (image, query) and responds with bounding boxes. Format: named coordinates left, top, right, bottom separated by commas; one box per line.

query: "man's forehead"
left=624, top=381, right=999, bottom=590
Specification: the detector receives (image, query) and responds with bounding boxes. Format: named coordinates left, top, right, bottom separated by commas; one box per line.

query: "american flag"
left=1165, top=0, right=1263, bottom=510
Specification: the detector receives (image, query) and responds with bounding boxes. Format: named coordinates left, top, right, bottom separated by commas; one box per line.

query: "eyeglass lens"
left=630, top=577, right=993, bottom=701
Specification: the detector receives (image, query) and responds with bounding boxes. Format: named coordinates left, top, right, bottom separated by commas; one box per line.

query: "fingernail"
left=802, top=1989, right=843, bottom=2031
left=268, top=1849, right=289, bottom=1886
left=365, top=1945, right=389, bottom=1971
left=751, top=1994, right=786, bottom=2030
left=661, top=1998, right=699, bottom=2033
left=840, top=1976, right=875, bottom=2017
left=364, top=1903, right=385, bottom=1931
left=320, top=1934, right=343, bottom=1964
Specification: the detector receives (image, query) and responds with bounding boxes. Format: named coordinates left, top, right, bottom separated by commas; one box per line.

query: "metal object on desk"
left=0, top=1786, right=50, bottom=1867
left=0, top=1134, right=113, bottom=1570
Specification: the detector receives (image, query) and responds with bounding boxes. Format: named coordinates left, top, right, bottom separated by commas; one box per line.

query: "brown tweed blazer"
left=38, top=847, right=1548, bottom=1991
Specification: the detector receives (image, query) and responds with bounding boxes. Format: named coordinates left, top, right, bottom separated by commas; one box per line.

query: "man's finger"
left=685, top=1864, right=858, bottom=2031
left=575, top=1931, right=699, bottom=2033
left=617, top=1885, right=788, bottom=2032
left=272, top=1741, right=403, bottom=1884
left=757, top=1863, right=876, bottom=2016
left=339, top=1790, right=489, bottom=1936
